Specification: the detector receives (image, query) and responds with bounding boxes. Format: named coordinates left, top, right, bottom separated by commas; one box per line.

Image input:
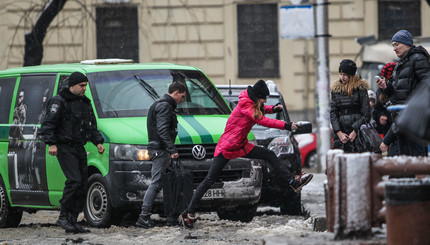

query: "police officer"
left=41, top=71, right=105, bottom=233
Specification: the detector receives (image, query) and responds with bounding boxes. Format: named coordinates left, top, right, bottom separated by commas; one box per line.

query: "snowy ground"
left=0, top=173, right=387, bottom=245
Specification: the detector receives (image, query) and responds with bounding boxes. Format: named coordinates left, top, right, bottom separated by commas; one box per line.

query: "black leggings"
left=186, top=145, right=294, bottom=214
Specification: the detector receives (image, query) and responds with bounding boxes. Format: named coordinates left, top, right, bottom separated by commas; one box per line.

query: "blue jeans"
left=140, top=149, right=170, bottom=217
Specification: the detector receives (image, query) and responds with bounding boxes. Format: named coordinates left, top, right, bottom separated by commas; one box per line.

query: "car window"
left=89, top=69, right=230, bottom=118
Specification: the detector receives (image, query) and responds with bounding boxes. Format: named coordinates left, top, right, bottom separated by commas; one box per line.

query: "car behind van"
left=0, top=59, right=262, bottom=228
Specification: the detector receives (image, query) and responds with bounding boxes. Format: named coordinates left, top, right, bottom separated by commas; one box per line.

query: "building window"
left=378, top=0, right=421, bottom=40
left=96, top=6, right=139, bottom=62
left=237, top=4, right=279, bottom=78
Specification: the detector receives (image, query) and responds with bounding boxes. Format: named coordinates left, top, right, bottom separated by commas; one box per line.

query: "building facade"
left=1, top=0, right=429, bottom=121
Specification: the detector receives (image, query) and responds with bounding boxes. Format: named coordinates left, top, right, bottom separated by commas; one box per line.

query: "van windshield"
left=88, top=69, right=230, bottom=118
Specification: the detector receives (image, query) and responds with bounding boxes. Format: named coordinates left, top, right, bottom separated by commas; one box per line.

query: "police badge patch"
left=50, top=104, right=59, bottom=113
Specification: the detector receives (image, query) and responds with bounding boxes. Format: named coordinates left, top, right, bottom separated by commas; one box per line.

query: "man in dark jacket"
left=41, top=71, right=105, bottom=233
left=136, top=82, right=187, bottom=229
left=377, top=30, right=429, bottom=156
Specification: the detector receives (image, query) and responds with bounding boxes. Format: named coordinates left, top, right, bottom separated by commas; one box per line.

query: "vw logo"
left=192, top=145, right=206, bottom=160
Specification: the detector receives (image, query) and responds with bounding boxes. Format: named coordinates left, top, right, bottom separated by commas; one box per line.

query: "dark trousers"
left=187, top=146, right=294, bottom=214
left=397, top=133, right=427, bottom=156
left=56, top=144, right=88, bottom=216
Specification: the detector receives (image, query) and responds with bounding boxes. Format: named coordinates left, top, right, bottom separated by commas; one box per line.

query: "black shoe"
left=73, top=222, right=91, bottom=233
left=135, top=216, right=155, bottom=229
left=290, top=173, right=313, bottom=193
left=56, top=217, right=77, bottom=233
left=166, top=216, right=179, bottom=227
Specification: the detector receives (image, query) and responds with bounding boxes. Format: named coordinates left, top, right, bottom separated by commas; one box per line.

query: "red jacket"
left=214, top=90, right=286, bottom=159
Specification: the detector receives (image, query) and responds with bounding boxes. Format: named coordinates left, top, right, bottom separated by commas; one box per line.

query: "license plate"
left=201, top=188, right=225, bottom=199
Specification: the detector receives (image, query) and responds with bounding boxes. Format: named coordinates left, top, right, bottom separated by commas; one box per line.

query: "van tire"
left=0, top=177, right=23, bottom=227
left=216, top=203, right=257, bottom=222
left=280, top=190, right=302, bottom=215
left=84, top=173, right=119, bottom=228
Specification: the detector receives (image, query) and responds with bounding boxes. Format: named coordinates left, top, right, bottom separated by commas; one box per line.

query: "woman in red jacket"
left=179, top=80, right=313, bottom=229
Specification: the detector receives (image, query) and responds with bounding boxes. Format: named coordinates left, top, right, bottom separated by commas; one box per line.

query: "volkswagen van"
left=0, top=59, right=262, bottom=228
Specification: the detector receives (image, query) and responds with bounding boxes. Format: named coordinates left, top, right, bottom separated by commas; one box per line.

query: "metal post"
left=314, top=0, right=330, bottom=173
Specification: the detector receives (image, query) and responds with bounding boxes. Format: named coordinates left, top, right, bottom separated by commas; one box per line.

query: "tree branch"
left=23, top=0, right=68, bottom=66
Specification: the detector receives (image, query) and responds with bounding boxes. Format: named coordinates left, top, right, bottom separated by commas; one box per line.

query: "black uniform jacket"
left=40, top=88, right=104, bottom=146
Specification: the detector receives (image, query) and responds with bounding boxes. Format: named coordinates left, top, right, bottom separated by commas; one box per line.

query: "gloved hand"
left=284, top=122, right=299, bottom=131
left=272, top=103, right=283, bottom=113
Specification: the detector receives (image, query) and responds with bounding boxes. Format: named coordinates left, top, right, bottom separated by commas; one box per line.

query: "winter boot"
left=56, top=208, right=77, bottom=233
left=135, top=215, right=155, bottom=229
left=290, top=173, right=313, bottom=193
left=69, top=212, right=90, bottom=233
left=179, top=210, right=196, bottom=229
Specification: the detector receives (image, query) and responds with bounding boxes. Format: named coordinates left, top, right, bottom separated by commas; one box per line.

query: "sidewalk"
left=301, top=172, right=327, bottom=232
left=277, top=172, right=389, bottom=245
left=261, top=172, right=388, bottom=244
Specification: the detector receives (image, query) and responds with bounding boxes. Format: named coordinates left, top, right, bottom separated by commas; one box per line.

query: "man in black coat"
left=41, top=72, right=105, bottom=233
left=377, top=30, right=430, bottom=156
left=136, top=82, right=187, bottom=229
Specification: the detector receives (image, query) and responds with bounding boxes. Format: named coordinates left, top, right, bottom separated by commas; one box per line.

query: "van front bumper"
left=104, top=158, right=262, bottom=211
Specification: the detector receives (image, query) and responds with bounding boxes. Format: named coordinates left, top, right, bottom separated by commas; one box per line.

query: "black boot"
left=56, top=208, right=77, bottom=233
left=69, top=212, right=91, bottom=233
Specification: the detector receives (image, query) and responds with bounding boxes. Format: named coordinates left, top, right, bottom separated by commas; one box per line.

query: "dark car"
left=217, top=81, right=312, bottom=214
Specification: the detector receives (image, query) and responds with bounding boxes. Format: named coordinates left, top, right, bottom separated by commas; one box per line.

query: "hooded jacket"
left=330, top=77, right=371, bottom=151
left=214, top=88, right=286, bottom=159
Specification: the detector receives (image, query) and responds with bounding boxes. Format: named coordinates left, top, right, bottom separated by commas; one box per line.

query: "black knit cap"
left=68, top=72, right=88, bottom=87
left=252, top=80, right=270, bottom=99
left=338, top=59, right=357, bottom=76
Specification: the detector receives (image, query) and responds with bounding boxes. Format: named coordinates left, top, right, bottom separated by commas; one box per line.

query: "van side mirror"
left=293, top=121, right=312, bottom=134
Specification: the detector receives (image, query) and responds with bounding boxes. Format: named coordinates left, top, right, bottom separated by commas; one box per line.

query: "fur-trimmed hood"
left=331, top=78, right=369, bottom=94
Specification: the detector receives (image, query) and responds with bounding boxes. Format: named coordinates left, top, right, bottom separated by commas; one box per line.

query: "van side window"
left=17, top=75, right=56, bottom=127
left=0, top=78, right=16, bottom=123
left=57, top=75, right=69, bottom=93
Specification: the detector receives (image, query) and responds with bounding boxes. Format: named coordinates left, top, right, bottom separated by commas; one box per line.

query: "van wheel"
left=280, top=189, right=302, bottom=215
left=84, top=174, right=119, bottom=228
left=216, top=203, right=257, bottom=222
left=0, top=177, right=23, bottom=227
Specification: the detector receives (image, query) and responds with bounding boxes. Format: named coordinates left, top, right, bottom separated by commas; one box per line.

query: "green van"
left=0, top=59, right=262, bottom=228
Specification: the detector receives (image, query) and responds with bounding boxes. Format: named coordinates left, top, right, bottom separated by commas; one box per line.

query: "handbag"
left=162, top=158, right=193, bottom=218
left=356, top=123, right=383, bottom=152
left=397, top=81, right=430, bottom=143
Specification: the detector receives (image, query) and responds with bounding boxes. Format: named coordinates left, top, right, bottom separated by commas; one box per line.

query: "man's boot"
left=69, top=212, right=91, bottom=233
left=56, top=208, right=76, bottom=233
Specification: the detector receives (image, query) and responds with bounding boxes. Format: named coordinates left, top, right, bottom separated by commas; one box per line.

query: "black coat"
left=383, top=45, right=430, bottom=104
left=147, top=94, right=178, bottom=154
left=330, top=78, right=371, bottom=152
left=381, top=45, right=430, bottom=148
left=372, top=89, right=392, bottom=136
left=40, top=88, right=104, bottom=146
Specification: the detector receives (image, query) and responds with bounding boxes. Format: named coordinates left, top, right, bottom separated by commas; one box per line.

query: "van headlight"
left=268, top=137, right=293, bottom=156
left=110, top=144, right=150, bottom=161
